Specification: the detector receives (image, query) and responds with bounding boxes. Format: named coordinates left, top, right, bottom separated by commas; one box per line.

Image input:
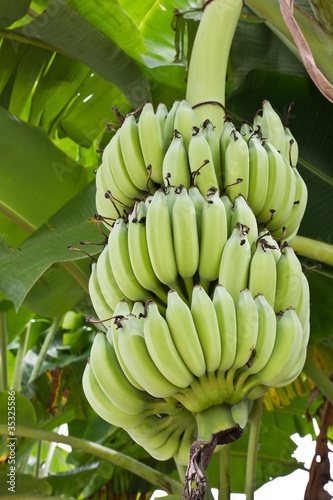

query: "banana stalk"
left=186, top=0, right=243, bottom=135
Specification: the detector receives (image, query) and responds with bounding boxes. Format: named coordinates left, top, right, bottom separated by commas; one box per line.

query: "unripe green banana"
left=174, top=426, right=196, bottom=466
left=224, top=130, right=249, bottom=202
left=104, top=130, right=145, bottom=199
left=219, top=224, right=252, bottom=304
left=195, top=403, right=238, bottom=442
left=174, top=100, right=199, bottom=150
left=256, top=142, right=286, bottom=224
left=228, top=289, right=258, bottom=377
left=256, top=228, right=280, bottom=263
left=155, top=102, right=168, bottom=137
left=117, top=314, right=179, bottom=398
left=274, top=243, right=302, bottom=313
left=220, top=194, right=233, bottom=238
left=127, top=202, right=168, bottom=305
left=239, top=121, right=254, bottom=143
left=235, top=294, right=276, bottom=389
left=120, top=114, right=154, bottom=191
left=230, top=195, right=258, bottom=248
left=166, top=290, right=206, bottom=378
left=82, top=363, right=153, bottom=428
left=132, top=301, right=145, bottom=327
left=189, top=186, right=205, bottom=241
left=88, top=262, right=113, bottom=328
left=212, top=284, right=237, bottom=372
left=163, top=100, right=181, bottom=148
left=128, top=420, right=179, bottom=451
left=188, top=127, right=219, bottom=196
left=252, top=113, right=261, bottom=131
left=198, top=189, right=228, bottom=292
left=295, top=272, right=310, bottom=331
left=144, top=301, right=194, bottom=388
left=266, top=156, right=296, bottom=232
left=162, top=131, right=190, bottom=189
left=108, top=218, right=151, bottom=302
left=220, top=118, right=235, bottom=181
left=145, top=190, right=186, bottom=299
left=284, top=127, right=299, bottom=167
left=248, top=241, right=277, bottom=308
left=90, top=332, right=149, bottom=414
left=231, top=398, right=250, bottom=428
left=146, top=426, right=185, bottom=461
left=247, top=135, right=269, bottom=215
left=138, top=102, right=165, bottom=184
left=172, top=187, right=199, bottom=299
left=260, top=100, right=285, bottom=153
left=202, top=119, right=223, bottom=190
left=97, top=244, right=131, bottom=311
left=95, top=166, right=119, bottom=222
left=191, top=284, right=221, bottom=373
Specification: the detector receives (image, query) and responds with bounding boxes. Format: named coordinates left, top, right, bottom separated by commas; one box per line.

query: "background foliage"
left=0, top=0, right=332, bottom=498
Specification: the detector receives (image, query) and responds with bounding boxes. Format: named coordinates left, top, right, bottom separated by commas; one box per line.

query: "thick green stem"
left=218, top=445, right=231, bottom=500
left=186, top=0, right=243, bottom=135
left=0, top=312, right=8, bottom=391
left=12, top=322, right=31, bottom=391
left=28, top=317, right=62, bottom=383
left=245, top=397, right=264, bottom=500
left=303, top=359, right=333, bottom=405
left=0, top=425, right=183, bottom=495
left=292, top=236, right=333, bottom=267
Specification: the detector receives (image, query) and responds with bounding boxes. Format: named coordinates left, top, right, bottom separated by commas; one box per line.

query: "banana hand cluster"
left=96, top=100, right=307, bottom=239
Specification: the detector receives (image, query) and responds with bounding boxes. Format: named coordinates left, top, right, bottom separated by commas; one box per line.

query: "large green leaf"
left=10, top=0, right=150, bottom=107
left=0, top=0, right=30, bottom=29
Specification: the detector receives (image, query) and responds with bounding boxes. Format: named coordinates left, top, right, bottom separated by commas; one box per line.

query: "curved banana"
left=220, top=118, right=235, bottom=184
left=248, top=240, right=277, bottom=308
left=163, top=100, right=181, bottom=149
left=266, top=156, right=296, bottom=232
left=219, top=224, right=252, bottom=304
left=240, top=121, right=254, bottom=143
left=82, top=363, right=153, bottom=428
left=212, top=284, right=237, bottom=372
left=260, top=100, right=285, bottom=153
left=166, top=290, right=206, bottom=378
left=138, top=102, right=165, bottom=184
left=174, top=426, right=196, bottom=466
left=146, top=189, right=186, bottom=299
left=88, top=262, right=113, bottom=328
left=256, top=142, right=286, bottom=224
left=90, top=332, right=149, bottom=414
left=162, top=131, right=190, bottom=189
left=120, top=114, right=153, bottom=191
left=284, top=127, right=299, bottom=167
left=188, top=186, right=205, bottom=241
left=146, top=426, right=184, bottom=461
left=174, top=100, right=199, bottom=150
left=108, top=218, right=151, bottom=302
left=155, top=102, right=168, bottom=137
left=295, top=271, right=310, bottom=331
left=188, top=127, right=219, bottom=196
left=95, top=166, right=119, bottom=222
left=223, top=130, right=249, bottom=202
left=230, top=195, right=258, bottom=247
left=96, top=244, right=131, bottom=311
left=198, top=189, right=228, bottom=292
left=220, top=194, right=233, bottom=238
left=127, top=202, right=168, bottom=305
left=172, top=187, right=199, bottom=299
left=191, top=284, right=221, bottom=373
left=235, top=294, right=276, bottom=389
left=274, top=243, right=302, bottom=313
left=247, top=135, right=269, bottom=215
left=202, top=119, right=223, bottom=190
left=143, top=301, right=194, bottom=388
left=231, top=398, right=250, bottom=428
left=117, top=313, right=179, bottom=398
left=256, top=228, right=280, bottom=263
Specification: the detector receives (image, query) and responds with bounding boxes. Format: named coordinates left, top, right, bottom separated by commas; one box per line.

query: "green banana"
left=239, top=121, right=254, bottom=143
left=95, top=166, right=119, bottom=222
left=188, top=127, right=219, bottom=196
left=155, top=102, right=168, bottom=137
left=198, top=189, right=228, bottom=292
left=212, top=284, right=237, bottom=372
left=162, top=131, right=190, bottom=189
left=202, top=119, right=223, bottom=190
left=230, top=195, right=258, bottom=248
left=219, top=224, right=252, bottom=304
left=248, top=240, right=277, bottom=308
left=117, top=313, right=179, bottom=398
left=166, top=290, right=206, bottom=378
left=256, top=142, right=286, bottom=224
left=247, top=135, right=269, bottom=215
left=143, top=301, right=194, bottom=388
left=274, top=243, right=302, bottom=313
left=174, top=100, right=199, bottom=150
left=127, top=202, right=168, bottom=305
left=88, top=262, right=113, bottom=328
left=174, top=426, right=196, bottom=466
left=295, top=271, right=310, bottom=331
left=90, top=332, right=149, bottom=414
left=146, top=426, right=185, bottom=461
left=224, top=130, right=249, bottom=203
left=188, top=186, right=205, bottom=241
left=220, top=118, right=235, bottom=183
left=260, top=100, right=285, bottom=153
left=138, top=102, right=165, bottom=184
left=172, top=187, right=200, bottom=299
left=284, top=126, right=299, bottom=167
left=220, top=194, right=233, bottom=238
left=163, top=100, right=180, bottom=148
left=266, top=156, right=296, bottom=232
left=108, top=218, right=151, bottom=302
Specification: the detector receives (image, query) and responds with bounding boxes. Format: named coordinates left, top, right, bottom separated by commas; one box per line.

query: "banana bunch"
left=96, top=99, right=307, bottom=240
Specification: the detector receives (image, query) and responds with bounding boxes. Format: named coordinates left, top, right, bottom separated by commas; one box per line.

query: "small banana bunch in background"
left=96, top=99, right=307, bottom=242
